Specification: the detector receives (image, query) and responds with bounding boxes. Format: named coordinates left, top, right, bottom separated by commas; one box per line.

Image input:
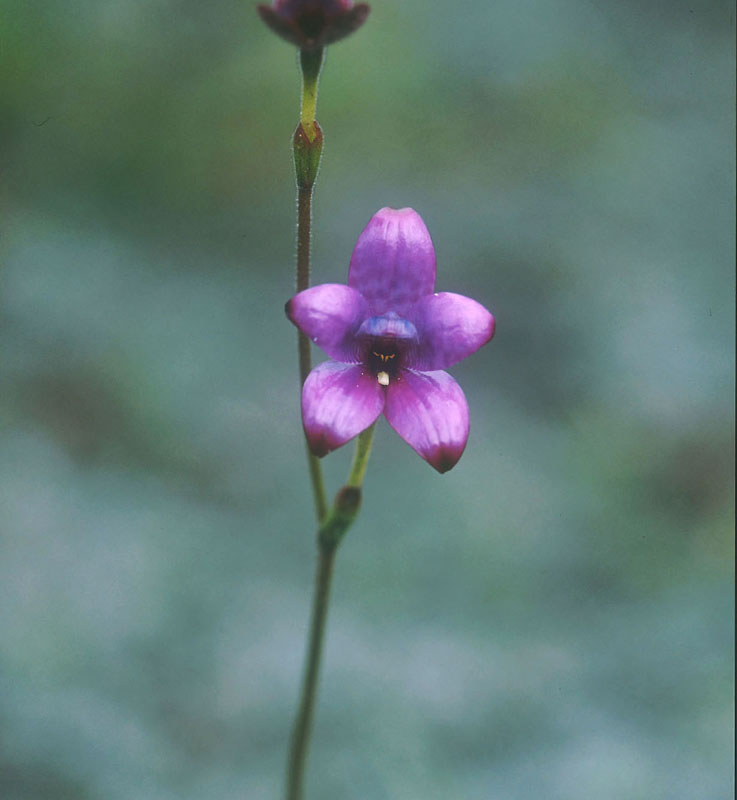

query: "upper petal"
left=286, top=283, right=367, bottom=363
left=384, top=369, right=469, bottom=473
left=302, top=361, right=385, bottom=457
left=348, top=208, right=436, bottom=313
left=406, top=292, right=495, bottom=370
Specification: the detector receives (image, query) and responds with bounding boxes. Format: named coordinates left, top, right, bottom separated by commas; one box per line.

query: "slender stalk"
left=346, top=423, right=375, bottom=488
left=285, top=542, right=335, bottom=800
left=286, top=44, right=375, bottom=800
left=299, top=49, right=324, bottom=141
left=296, top=188, right=313, bottom=297
left=294, top=46, right=327, bottom=524
left=296, top=186, right=328, bottom=522
left=285, top=425, right=375, bottom=800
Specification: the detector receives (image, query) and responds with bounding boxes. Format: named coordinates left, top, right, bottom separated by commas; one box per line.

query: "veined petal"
left=349, top=208, right=436, bottom=313
left=286, top=284, right=367, bottom=362
left=384, top=370, right=469, bottom=473
left=302, top=361, right=384, bottom=457
left=407, top=292, right=495, bottom=370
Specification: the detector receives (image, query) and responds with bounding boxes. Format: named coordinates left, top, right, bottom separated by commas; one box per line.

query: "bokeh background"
left=1, top=1, right=734, bottom=798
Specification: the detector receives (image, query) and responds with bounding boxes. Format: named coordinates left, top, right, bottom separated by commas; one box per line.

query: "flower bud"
left=258, top=0, right=370, bottom=51
left=293, top=121, right=324, bottom=189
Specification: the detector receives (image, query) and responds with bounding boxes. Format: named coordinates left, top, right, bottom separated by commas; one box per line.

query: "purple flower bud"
left=286, top=208, right=495, bottom=473
left=257, top=0, right=370, bottom=51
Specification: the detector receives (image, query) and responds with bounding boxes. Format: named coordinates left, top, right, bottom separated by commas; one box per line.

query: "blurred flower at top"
left=286, top=208, right=495, bottom=473
left=257, top=0, right=370, bottom=50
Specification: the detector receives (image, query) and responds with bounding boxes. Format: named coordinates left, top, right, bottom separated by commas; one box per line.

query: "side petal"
left=407, top=292, right=495, bottom=370
left=286, top=284, right=367, bottom=363
left=302, top=361, right=385, bottom=457
left=384, top=370, right=469, bottom=473
left=349, top=208, right=436, bottom=313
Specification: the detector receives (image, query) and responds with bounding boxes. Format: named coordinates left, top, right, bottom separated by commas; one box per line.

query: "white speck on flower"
left=377, top=371, right=390, bottom=386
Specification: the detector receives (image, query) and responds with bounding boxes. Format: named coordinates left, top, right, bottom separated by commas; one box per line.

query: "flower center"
left=356, top=313, right=417, bottom=385
left=367, top=338, right=400, bottom=380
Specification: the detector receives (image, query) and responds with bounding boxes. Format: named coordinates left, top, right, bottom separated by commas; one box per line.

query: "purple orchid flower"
left=257, top=0, right=370, bottom=51
left=286, top=208, right=495, bottom=473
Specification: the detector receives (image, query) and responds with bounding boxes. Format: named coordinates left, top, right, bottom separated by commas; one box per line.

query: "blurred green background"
left=1, top=1, right=734, bottom=798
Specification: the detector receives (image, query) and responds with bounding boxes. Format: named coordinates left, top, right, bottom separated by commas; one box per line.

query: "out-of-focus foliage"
left=1, top=1, right=734, bottom=798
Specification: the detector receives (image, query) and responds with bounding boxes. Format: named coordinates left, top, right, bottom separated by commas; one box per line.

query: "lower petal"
left=384, top=370, right=469, bottom=473
left=302, top=361, right=385, bottom=457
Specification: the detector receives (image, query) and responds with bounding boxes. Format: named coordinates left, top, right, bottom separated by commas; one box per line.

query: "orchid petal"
left=406, top=292, right=495, bottom=370
left=384, top=370, right=469, bottom=473
left=286, top=284, right=367, bottom=363
left=302, top=361, right=384, bottom=457
left=349, top=208, right=436, bottom=313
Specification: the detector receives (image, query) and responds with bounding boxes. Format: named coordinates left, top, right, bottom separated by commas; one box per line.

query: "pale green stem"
left=299, top=48, right=324, bottom=142
left=346, top=423, right=376, bottom=488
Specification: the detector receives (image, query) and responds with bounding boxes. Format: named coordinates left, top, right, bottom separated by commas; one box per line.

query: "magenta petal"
left=407, top=292, right=495, bottom=370
left=349, top=208, right=436, bottom=314
left=286, top=284, right=367, bottom=362
left=384, top=370, right=469, bottom=473
left=302, top=361, right=385, bottom=457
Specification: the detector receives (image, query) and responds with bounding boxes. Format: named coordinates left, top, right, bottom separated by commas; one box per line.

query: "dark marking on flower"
left=430, top=445, right=463, bottom=474
left=307, top=431, right=333, bottom=458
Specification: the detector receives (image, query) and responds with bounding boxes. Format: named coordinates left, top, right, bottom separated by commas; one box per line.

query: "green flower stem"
left=295, top=47, right=327, bottom=523
left=296, top=185, right=328, bottom=523
left=285, top=424, right=375, bottom=800
left=299, top=48, right=324, bottom=141
left=346, top=422, right=375, bottom=488
left=285, top=542, right=335, bottom=800
left=286, top=44, right=374, bottom=800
